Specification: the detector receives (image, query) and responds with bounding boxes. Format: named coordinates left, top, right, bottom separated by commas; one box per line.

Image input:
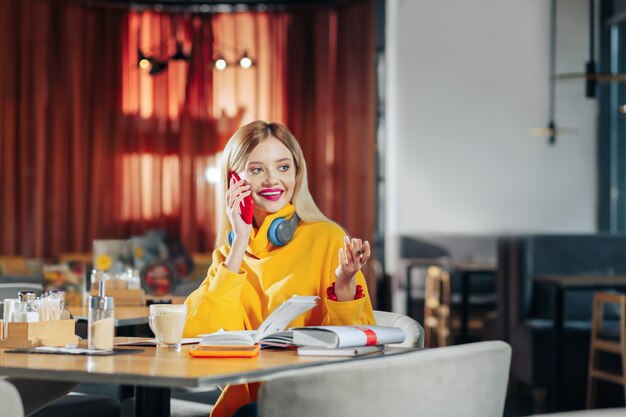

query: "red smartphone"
left=229, top=171, right=254, bottom=224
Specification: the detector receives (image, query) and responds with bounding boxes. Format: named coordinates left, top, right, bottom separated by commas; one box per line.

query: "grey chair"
left=373, top=309, right=424, bottom=348
left=0, top=378, right=24, bottom=417
left=258, top=340, right=512, bottom=417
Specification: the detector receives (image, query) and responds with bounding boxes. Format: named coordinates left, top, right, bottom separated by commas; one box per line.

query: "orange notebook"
left=188, top=344, right=260, bottom=358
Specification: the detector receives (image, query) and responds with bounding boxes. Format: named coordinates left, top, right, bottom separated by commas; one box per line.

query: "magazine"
left=198, top=295, right=319, bottom=347
left=291, top=325, right=406, bottom=348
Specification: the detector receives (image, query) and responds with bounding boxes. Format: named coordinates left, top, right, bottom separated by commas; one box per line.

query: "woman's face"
left=239, top=137, right=296, bottom=225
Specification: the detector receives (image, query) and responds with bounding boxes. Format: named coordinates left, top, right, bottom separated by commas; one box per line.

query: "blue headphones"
left=229, top=213, right=301, bottom=247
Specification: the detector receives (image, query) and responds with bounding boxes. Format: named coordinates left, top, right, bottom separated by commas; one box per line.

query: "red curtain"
left=0, top=0, right=375, bottom=298
left=0, top=0, right=129, bottom=258
left=285, top=4, right=377, bottom=287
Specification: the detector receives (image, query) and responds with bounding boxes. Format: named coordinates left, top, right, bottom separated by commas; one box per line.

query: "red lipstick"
left=259, top=188, right=284, bottom=201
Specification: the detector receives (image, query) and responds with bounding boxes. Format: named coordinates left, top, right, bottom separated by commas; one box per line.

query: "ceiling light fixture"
left=553, top=0, right=626, bottom=96
left=137, top=48, right=169, bottom=76
left=134, top=14, right=257, bottom=76
left=239, top=52, right=253, bottom=69
left=214, top=55, right=228, bottom=71
left=530, top=0, right=576, bottom=144
left=212, top=48, right=255, bottom=71
left=169, top=16, right=192, bottom=61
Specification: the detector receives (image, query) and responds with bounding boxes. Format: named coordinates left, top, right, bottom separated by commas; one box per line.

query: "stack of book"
left=189, top=295, right=407, bottom=358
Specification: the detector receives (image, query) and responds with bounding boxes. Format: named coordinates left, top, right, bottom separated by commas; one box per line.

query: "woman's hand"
left=224, top=176, right=253, bottom=272
left=333, top=236, right=371, bottom=301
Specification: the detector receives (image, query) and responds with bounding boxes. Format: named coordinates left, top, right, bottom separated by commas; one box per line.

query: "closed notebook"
left=292, top=325, right=406, bottom=348
left=296, top=345, right=384, bottom=357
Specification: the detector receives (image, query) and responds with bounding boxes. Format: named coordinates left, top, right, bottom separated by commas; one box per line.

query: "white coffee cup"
left=148, top=304, right=187, bottom=350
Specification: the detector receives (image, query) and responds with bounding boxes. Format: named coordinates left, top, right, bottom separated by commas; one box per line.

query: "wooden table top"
left=68, top=306, right=150, bottom=326
left=0, top=343, right=414, bottom=388
left=533, top=274, right=626, bottom=287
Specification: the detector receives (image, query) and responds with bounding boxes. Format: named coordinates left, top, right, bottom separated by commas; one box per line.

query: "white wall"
left=385, top=0, right=598, bottom=285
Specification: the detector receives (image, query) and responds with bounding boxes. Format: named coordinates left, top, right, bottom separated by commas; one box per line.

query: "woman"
left=184, top=120, right=375, bottom=417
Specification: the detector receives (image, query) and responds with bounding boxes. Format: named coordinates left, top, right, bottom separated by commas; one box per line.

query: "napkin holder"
left=0, top=319, right=78, bottom=348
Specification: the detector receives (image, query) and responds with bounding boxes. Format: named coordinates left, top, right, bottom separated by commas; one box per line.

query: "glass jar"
left=88, top=294, right=114, bottom=350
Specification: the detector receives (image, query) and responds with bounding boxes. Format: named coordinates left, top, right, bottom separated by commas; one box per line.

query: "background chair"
left=587, top=292, right=626, bottom=408
left=0, top=378, right=25, bottom=417
left=258, top=340, right=511, bottom=417
left=423, top=266, right=451, bottom=347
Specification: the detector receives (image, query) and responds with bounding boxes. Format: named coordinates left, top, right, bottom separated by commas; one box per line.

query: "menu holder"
left=0, top=319, right=78, bottom=349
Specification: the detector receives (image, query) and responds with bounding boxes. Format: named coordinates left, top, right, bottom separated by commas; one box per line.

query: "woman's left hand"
left=333, top=236, right=371, bottom=301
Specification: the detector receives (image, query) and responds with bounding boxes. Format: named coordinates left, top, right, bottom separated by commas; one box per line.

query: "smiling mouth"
left=259, top=190, right=284, bottom=201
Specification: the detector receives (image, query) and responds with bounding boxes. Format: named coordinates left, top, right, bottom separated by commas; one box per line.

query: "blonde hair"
left=215, top=120, right=332, bottom=247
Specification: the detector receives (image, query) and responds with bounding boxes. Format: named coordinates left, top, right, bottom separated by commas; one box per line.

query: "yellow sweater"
left=184, top=204, right=375, bottom=417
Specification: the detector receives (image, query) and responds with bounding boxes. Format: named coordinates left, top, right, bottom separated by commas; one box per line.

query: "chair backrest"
left=373, top=310, right=424, bottom=348
left=0, top=379, right=25, bottom=417
left=258, top=341, right=512, bottom=417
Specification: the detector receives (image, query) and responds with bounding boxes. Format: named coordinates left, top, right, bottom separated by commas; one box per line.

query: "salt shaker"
left=14, top=291, right=39, bottom=323
left=88, top=279, right=115, bottom=350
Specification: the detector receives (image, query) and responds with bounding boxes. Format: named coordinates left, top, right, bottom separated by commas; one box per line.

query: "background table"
left=69, top=306, right=150, bottom=327
left=532, top=274, right=626, bottom=410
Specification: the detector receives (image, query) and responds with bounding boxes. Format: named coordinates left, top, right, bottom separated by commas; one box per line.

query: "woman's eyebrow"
left=247, top=157, right=292, bottom=165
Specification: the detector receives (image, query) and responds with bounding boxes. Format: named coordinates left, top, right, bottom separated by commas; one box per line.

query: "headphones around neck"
left=229, top=213, right=301, bottom=247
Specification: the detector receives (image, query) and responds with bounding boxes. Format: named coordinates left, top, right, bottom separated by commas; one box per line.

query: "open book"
left=198, top=295, right=319, bottom=347
left=291, top=325, right=406, bottom=348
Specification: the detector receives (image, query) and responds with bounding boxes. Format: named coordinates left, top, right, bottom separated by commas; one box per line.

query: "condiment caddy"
left=0, top=290, right=78, bottom=348
left=0, top=319, right=78, bottom=349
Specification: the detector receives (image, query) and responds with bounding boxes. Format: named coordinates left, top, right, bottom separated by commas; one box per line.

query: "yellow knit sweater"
left=183, top=204, right=375, bottom=417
